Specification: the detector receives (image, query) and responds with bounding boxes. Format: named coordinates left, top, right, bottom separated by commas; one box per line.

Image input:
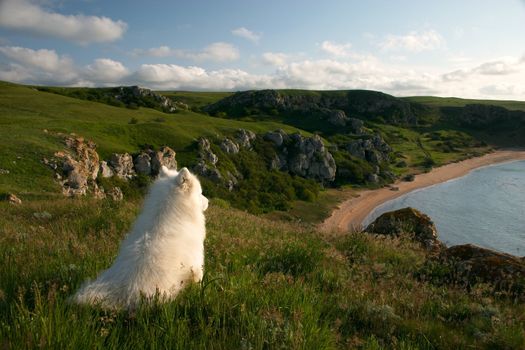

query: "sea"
left=363, top=160, right=525, bottom=256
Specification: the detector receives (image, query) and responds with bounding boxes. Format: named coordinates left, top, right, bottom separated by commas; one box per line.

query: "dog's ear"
left=159, top=165, right=170, bottom=178
left=175, top=167, right=191, bottom=190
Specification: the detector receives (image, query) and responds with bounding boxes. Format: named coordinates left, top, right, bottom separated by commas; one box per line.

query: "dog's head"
left=160, top=166, right=208, bottom=212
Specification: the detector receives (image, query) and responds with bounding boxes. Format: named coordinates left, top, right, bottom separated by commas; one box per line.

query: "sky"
left=0, top=0, right=524, bottom=99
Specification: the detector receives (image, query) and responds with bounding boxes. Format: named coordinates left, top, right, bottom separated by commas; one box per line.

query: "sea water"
left=364, top=160, right=525, bottom=256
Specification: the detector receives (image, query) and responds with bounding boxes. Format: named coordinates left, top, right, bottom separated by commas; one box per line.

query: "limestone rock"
left=220, top=138, right=240, bottom=154
left=366, top=207, right=444, bottom=252
left=99, top=161, right=114, bottom=178
left=264, top=129, right=287, bottom=147
left=7, top=193, right=22, bottom=205
left=348, top=118, right=365, bottom=134
left=280, top=133, right=336, bottom=182
left=325, top=109, right=349, bottom=126
left=441, top=244, right=525, bottom=293
left=198, top=138, right=218, bottom=165
left=150, top=146, right=177, bottom=175
left=0, top=169, right=9, bottom=175
left=235, top=129, right=256, bottom=149
left=109, top=153, right=135, bottom=179
left=346, top=134, right=392, bottom=164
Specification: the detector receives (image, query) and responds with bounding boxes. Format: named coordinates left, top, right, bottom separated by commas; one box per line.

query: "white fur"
left=73, top=166, right=208, bottom=309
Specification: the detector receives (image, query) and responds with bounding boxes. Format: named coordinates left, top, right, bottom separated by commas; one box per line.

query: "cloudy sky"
left=0, top=0, right=524, bottom=99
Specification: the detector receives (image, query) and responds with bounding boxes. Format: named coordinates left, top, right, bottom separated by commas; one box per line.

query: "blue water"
left=364, top=161, right=525, bottom=256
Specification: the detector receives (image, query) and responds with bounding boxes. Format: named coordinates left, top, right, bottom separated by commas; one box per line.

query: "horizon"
left=0, top=0, right=524, bottom=100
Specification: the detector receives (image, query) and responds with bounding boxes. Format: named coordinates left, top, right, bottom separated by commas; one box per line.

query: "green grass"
left=1, top=199, right=524, bottom=349
left=404, top=96, right=525, bottom=112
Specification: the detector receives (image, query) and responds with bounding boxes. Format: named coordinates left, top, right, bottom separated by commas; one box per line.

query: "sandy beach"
left=319, top=149, right=525, bottom=234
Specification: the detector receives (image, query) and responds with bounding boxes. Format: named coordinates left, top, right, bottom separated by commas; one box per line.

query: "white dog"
left=73, top=166, right=208, bottom=309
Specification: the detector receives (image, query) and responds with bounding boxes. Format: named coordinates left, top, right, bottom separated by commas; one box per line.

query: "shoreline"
left=319, top=149, right=525, bottom=234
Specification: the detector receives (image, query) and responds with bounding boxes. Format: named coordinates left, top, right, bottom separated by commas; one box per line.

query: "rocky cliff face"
left=264, top=130, right=337, bottom=182
left=442, top=104, right=525, bottom=128
left=204, top=89, right=417, bottom=126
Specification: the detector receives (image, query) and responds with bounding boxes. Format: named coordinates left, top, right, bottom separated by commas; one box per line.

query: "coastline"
left=319, top=149, right=525, bottom=234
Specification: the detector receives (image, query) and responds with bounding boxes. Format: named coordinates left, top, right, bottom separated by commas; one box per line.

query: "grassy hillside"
left=2, top=199, right=524, bottom=349
left=0, top=81, right=303, bottom=198
left=404, top=96, right=525, bottom=111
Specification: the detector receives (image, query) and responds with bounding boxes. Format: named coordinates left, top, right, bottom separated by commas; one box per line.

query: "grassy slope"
left=1, top=199, right=524, bottom=349
left=158, top=91, right=233, bottom=109
left=0, top=82, right=303, bottom=198
left=404, top=96, right=525, bottom=111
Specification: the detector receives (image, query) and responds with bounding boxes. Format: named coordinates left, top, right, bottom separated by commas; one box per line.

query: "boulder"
left=264, top=130, right=285, bottom=147
left=7, top=193, right=22, bottom=205
left=366, top=207, right=444, bottom=252
left=441, top=244, right=525, bottom=293
left=235, top=129, right=256, bottom=149
left=99, top=161, right=114, bottom=178
left=134, top=152, right=152, bottom=175
left=150, top=146, right=177, bottom=175
left=198, top=138, right=218, bottom=165
left=348, top=118, right=365, bottom=134
left=346, top=134, right=391, bottom=164
left=109, top=153, right=135, bottom=179
left=324, top=109, right=349, bottom=126
left=220, top=138, right=240, bottom=154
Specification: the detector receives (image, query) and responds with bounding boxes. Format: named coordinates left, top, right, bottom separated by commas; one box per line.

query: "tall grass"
left=1, top=198, right=524, bottom=349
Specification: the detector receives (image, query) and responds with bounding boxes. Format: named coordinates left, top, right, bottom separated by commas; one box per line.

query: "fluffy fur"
left=73, top=166, right=208, bottom=309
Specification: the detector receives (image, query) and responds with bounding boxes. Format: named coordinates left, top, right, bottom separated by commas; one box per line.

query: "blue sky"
left=0, top=0, right=524, bottom=99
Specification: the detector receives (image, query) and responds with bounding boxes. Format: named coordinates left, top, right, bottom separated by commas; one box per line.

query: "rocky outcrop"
left=220, top=138, right=240, bottom=154
left=265, top=130, right=336, bottom=183
left=441, top=244, right=525, bottom=294
left=366, top=207, right=444, bottom=252
left=346, top=134, right=392, bottom=165
left=115, top=86, right=188, bottom=113
left=235, top=129, right=256, bottom=149
left=109, top=153, right=135, bottom=180
left=132, top=146, right=177, bottom=176
left=53, top=137, right=101, bottom=197
left=45, top=134, right=178, bottom=198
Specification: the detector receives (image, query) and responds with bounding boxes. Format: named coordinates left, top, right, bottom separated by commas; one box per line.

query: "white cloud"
left=232, top=27, right=261, bottom=43
left=0, top=46, right=72, bottom=71
left=84, top=58, right=129, bottom=82
left=132, top=42, right=240, bottom=62
left=0, top=0, right=127, bottom=44
left=320, top=41, right=352, bottom=57
left=380, top=30, right=444, bottom=52
left=262, top=52, right=289, bottom=66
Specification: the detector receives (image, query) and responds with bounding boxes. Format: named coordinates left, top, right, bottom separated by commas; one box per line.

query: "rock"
left=367, top=173, right=380, bottom=184
left=99, top=161, right=114, bottom=178
left=220, top=138, right=240, bottom=154
left=366, top=207, right=444, bottom=252
left=441, top=244, right=525, bottom=293
left=107, top=187, right=123, bottom=201
left=283, top=133, right=336, bottom=182
left=346, top=134, right=391, bottom=164
left=193, top=161, right=222, bottom=181
left=198, top=138, right=218, bottom=165
left=134, top=152, right=152, bottom=175
left=324, top=109, right=349, bottom=126
left=0, top=169, right=9, bottom=175
left=264, top=130, right=286, bottom=147
left=348, top=118, right=365, bottom=134
left=115, top=86, right=186, bottom=113
left=109, top=153, right=135, bottom=179
left=150, top=146, right=177, bottom=175
left=54, top=137, right=101, bottom=196
left=235, top=129, right=256, bottom=149
left=92, top=184, right=106, bottom=199
left=33, top=211, right=52, bottom=219
left=7, top=193, right=22, bottom=205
